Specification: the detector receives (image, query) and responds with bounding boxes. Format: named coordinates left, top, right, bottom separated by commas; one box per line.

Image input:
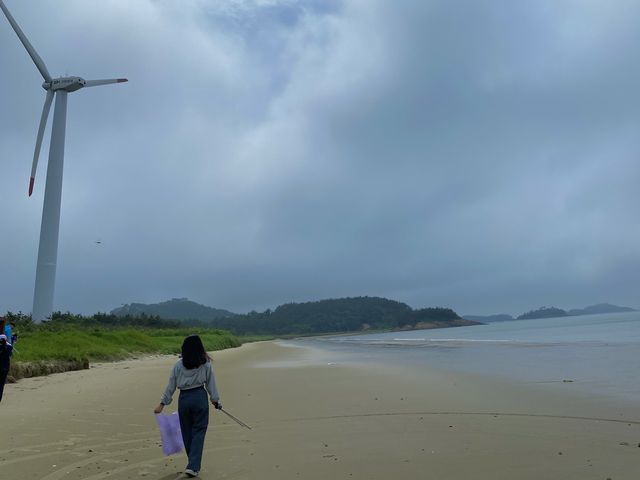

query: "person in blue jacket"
left=154, top=335, right=221, bottom=478
left=4, top=320, right=12, bottom=343
left=0, top=334, right=13, bottom=403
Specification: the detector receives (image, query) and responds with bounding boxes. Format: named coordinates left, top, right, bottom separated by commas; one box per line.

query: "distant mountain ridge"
left=111, top=298, right=237, bottom=321
left=110, top=296, right=478, bottom=336
left=464, top=303, right=635, bottom=322
left=111, top=298, right=635, bottom=332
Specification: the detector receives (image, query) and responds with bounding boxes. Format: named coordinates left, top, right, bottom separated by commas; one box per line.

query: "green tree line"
left=196, top=296, right=463, bottom=336
left=3, top=296, right=466, bottom=338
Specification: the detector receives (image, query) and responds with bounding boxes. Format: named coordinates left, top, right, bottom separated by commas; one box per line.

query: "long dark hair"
left=181, top=335, right=210, bottom=369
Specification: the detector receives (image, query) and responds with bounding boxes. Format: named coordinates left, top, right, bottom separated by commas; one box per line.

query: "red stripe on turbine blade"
left=117, top=78, right=128, bottom=83
left=28, top=177, right=35, bottom=197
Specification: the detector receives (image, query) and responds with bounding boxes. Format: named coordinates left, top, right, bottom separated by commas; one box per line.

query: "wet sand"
left=0, top=341, right=639, bottom=479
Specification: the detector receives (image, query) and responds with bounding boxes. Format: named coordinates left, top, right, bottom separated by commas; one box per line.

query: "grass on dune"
left=12, top=328, right=241, bottom=363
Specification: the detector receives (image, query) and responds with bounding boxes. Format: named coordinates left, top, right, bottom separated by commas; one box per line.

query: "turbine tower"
left=0, top=1, right=128, bottom=322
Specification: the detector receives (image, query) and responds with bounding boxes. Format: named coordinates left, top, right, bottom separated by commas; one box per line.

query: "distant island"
left=464, top=303, right=636, bottom=322
left=517, top=303, right=635, bottom=320
left=517, top=306, right=568, bottom=320
left=111, top=296, right=479, bottom=336
left=566, top=303, right=636, bottom=316
left=462, top=314, right=514, bottom=323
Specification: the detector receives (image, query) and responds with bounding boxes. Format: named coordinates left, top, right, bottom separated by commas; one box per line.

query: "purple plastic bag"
left=155, top=412, right=184, bottom=456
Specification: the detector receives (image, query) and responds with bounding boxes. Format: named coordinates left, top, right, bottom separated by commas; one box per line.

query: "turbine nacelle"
left=41, top=77, right=128, bottom=93
left=43, top=76, right=86, bottom=92
left=42, top=77, right=87, bottom=92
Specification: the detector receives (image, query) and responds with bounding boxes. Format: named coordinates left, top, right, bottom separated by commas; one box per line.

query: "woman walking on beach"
left=154, top=335, right=221, bottom=478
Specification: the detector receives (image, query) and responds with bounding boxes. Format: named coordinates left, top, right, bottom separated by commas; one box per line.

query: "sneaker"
left=184, top=469, right=198, bottom=478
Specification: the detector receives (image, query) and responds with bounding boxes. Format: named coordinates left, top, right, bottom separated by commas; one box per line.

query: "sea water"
left=293, top=311, right=640, bottom=403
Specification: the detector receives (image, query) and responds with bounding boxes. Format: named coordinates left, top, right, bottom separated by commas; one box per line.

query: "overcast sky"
left=1, top=0, right=639, bottom=317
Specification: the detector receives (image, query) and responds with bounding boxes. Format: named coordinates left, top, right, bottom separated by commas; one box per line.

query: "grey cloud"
left=1, top=0, right=639, bottom=316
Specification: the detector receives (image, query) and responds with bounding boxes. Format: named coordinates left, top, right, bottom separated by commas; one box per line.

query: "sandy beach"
left=1, top=340, right=639, bottom=480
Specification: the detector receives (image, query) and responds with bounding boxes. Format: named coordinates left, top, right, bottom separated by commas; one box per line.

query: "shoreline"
left=1, top=341, right=638, bottom=479
left=3, top=319, right=478, bottom=384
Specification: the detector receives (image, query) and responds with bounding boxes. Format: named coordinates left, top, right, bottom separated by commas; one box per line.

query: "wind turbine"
left=0, top=1, right=128, bottom=322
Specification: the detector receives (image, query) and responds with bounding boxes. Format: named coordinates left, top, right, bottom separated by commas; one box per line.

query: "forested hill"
left=204, top=297, right=477, bottom=336
left=111, top=298, right=237, bottom=321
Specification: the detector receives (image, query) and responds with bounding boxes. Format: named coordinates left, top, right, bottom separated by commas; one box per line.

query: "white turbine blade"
left=84, top=78, right=128, bottom=88
left=29, top=90, right=54, bottom=196
left=0, top=0, right=52, bottom=82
